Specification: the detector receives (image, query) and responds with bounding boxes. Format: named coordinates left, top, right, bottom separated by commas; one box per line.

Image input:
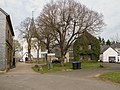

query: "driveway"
left=0, top=62, right=120, bottom=90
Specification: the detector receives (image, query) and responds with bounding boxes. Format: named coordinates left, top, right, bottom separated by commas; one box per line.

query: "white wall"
left=22, top=39, right=42, bottom=62
left=22, top=40, right=28, bottom=62
left=103, top=47, right=118, bottom=62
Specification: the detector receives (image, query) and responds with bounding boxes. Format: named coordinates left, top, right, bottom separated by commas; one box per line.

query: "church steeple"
left=29, top=11, right=36, bottom=37
left=32, top=11, right=34, bottom=18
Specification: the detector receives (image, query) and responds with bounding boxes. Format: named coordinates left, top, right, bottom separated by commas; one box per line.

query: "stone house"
left=0, top=8, right=14, bottom=71
left=73, top=31, right=100, bottom=61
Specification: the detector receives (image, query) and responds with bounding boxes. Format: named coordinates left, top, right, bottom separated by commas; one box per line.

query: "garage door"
left=109, top=57, right=116, bottom=63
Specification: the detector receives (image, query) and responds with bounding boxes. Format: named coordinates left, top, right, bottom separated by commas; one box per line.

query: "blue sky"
left=0, top=0, right=120, bottom=40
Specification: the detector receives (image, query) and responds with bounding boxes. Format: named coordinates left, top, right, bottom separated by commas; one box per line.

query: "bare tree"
left=38, top=0, right=105, bottom=66
left=13, top=39, right=22, bottom=54
left=36, top=18, right=55, bottom=53
left=110, top=33, right=120, bottom=43
left=31, top=38, right=41, bottom=64
left=17, top=17, right=34, bottom=60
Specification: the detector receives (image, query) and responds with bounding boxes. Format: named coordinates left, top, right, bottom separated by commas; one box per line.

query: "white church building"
left=22, top=39, right=43, bottom=62
left=21, top=17, right=48, bottom=62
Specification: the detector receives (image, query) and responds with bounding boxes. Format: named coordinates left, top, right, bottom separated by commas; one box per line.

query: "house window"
left=88, top=55, right=92, bottom=60
left=80, top=44, right=83, bottom=50
left=80, top=55, right=84, bottom=60
left=88, top=44, right=92, bottom=50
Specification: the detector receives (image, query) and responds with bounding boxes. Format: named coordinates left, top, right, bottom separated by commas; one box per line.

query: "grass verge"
left=32, top=62, right=72, bottom=73
left=32, top=62, right=104, bottom=73
left=99, top=72, right=120, bottom=84
left=81, top=62, right=100, bottom=69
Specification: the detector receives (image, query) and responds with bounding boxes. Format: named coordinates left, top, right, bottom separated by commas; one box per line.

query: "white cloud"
left=0, top=0, right=120, bottom=40
left=79, top=0, right=120, bottom=40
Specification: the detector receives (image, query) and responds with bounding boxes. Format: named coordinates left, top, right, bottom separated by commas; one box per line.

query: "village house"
left=0, top=8, right=14, bottom=71
left=100, top=43, right=120, bottom=63
left=73, top=31, right=100, bottom=61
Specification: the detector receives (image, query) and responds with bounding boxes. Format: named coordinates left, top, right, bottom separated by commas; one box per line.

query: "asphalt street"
left=0, top=62, right=120, bottom=90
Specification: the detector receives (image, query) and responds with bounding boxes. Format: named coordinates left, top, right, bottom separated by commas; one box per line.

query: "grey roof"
left=100, top=45, right=109, bottom=54
left=0, top=8, right=14, bottom=36
left=100, top=43, right=120, bottom=54
left=111, top=43, right=120, bottom=48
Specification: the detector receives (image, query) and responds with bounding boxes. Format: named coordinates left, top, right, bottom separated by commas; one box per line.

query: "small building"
left=0, top=8, right=14, bottom=71
left=73, top=31, right=100, bottom=61
left=100, top=43, right=120, bottom=63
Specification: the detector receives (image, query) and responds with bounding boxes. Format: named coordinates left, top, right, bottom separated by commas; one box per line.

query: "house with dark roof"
left=0, top=8, right=14, bottom=71
left=99, top=43, right=120, bottom=63
left=73, top=31, right=100, bottom=61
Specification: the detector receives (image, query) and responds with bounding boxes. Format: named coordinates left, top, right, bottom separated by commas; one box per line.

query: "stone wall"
left=0, top=11, right=6, bottom=70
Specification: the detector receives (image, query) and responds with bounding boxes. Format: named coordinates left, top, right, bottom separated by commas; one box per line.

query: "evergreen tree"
left=112, top=41, right=115, bottom=44
left=106, top=39, right=111, bottom=45
left=98, top=37, right=106, bottom=45
left=98, top=37, right=102, bottom=44
left=101, top=38, right=105, bottom=45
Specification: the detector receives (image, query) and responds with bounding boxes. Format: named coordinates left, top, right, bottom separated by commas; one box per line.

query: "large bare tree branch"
left=37, top=0, right=105, bottom=66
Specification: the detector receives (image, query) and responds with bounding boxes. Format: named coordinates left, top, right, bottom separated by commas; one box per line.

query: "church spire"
left=29, top=11, right=36, bottom=37
left=32, top=11, right=34, bottom=18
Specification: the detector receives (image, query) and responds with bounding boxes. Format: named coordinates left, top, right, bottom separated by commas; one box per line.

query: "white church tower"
left=22, top=14, right=42, bottom=62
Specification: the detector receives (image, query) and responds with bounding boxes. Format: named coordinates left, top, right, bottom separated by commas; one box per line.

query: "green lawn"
left=32, top=63, right=72, bottom=73
left=99, top=72, right=120, bottom=84
left=32, top=62, right=103, bottom=73
left=81, top=62, right=100, bottom=69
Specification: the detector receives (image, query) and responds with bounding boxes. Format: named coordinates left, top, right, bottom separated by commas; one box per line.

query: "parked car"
left=19, top=59, right=23, bottom=62
left=52, top=59, right=61, bottom=64
left=109, top=60, right=116, bottom=63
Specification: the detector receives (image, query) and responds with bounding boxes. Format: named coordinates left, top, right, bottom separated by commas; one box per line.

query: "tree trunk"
left=46, top=39, right=50, bottom=53
left=60, top=50, right=65, bottom=68
left=28, top=48, right=31, bottom=61
left=37, top=48, right=39, bottom=64
left=47, top=45, right=50, bottom=53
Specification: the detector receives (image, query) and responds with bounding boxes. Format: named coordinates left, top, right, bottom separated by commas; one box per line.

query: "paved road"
left=0, top=62, right=120, bottom=90
left=6, top=62, right=37, bottom=75
left=53, top=63, right=120, bottom=78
